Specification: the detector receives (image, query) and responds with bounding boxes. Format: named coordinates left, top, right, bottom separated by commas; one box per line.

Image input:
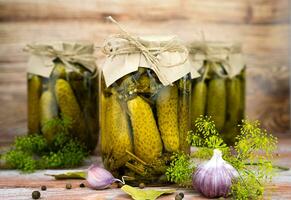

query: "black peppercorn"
left=79, top=183, right=85, bottom=188
left=41, top=185, right=47, bottom=191
left=66, top=183, right=72, bottom=189
left=138, top=182, right=145, bottom=189
left=179, top=192, right=184, bottom=198
left=32, top=191, right=41, bottom=199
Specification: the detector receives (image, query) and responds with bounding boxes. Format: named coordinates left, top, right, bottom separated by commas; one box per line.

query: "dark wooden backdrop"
left=0, top=0, right=290, bottom=145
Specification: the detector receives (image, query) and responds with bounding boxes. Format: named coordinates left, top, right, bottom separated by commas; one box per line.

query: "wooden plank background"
left=0, top=0, right=290, bottom=145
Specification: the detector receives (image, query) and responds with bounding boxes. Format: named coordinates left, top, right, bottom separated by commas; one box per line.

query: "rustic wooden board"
left=0, top=0, right=288, bottom=24
left=0, top=136, right=291, bottom=200
left=0, top=0, right=290, bottom=144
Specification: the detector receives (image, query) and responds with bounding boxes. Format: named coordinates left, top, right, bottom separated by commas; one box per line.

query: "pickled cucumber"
left=206, top=78, right=226, bottom=131
left=100, top=93, right=109, bottom=155
left=54, top=79, right=86, bottom=142
left=73, top=72, right=98, bottom=151
left=178, top=76, right=192, bottom=93
left=127, top=96, right=163, bottom=163
left=178, top=93, right=191, bottom=154
left=226, top=77, right=241, bottom=125
left=136, top=71, right=161, bottom=95
left=47, top=62, right=67, bottom=91
left=39, top=90, right=58, bottom=142
left=104, top=93, right=133, bottom=170
left=191, top=81, right=207, bottom=128
left=178, top=78, right=191, bottom=153
left=28, top=75, right=42, bottom=134
left=222, top=77, right=242, bottom=144
left=156, top=85, right=179, bottom=152
left=68, top=72, right=86, bottom=108
left=51, top=62, right=66, bottom=79
left=137, top=73, right=151, bottom=93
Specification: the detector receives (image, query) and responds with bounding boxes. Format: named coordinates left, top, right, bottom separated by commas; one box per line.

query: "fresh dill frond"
left=2, top=117, right=87, bottom=172
left=231, top=169, right=264, bottom=200
left=165, top=152, right=194, bottom=186
left=235, top=119, right=277, bottom=163
left=14, top=134, right=47, bottom=153
left=187, top=116, right=227, bottom=150
left=167, top=116, right=278, bottom=200
left=229, top=119, right=277, bottom=199
left=2, top=149, right=37, bottom=172
left=42, top=114, right=72, bottom=136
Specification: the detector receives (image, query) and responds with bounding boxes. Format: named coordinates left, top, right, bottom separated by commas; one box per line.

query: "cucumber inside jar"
left=27, top=60, right=99, bottom=152
left=191, top=61, right=246, bottom=145
left=100, top=67, right=192, bottom=184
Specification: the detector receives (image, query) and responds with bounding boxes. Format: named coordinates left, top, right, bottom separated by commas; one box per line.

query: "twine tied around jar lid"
left=24, top=43, right=98, bottom=78
left=101, top=16, right=190, bottom=85
left=188, top=41, right=245, bottom=78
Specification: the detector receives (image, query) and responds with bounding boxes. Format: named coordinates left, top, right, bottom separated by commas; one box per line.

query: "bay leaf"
left=121, top=185, right=176, bottom=200
left=45, top=171, right=86, bottom=180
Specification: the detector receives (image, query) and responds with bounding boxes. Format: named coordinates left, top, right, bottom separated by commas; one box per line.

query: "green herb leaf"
left=167, top=116, right=279, bottom=200
left=42, top=114, right=72, bottom=136
left=45, top=171, right=86, bottom=180
left=1, top=117, right=88, bottom=172
left=165, top=153, right=194, bottom=185
left=121, top=185, right=175, bottom=200
left=2, top=149, right=37, bottom=172
left=14, top=134, right=47, bottom=153
left=187, top=116, right=227, bottom=150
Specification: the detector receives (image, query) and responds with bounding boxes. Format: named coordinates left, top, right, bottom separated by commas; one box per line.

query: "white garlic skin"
left=193, top=149, right=239, bottom=198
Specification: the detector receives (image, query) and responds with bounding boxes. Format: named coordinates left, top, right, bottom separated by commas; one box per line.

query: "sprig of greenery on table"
left=166, top=116, right=278, bottom=199
left=1, top=117, right=88, bottom=172
left=165, top=152, right=194, bottom=186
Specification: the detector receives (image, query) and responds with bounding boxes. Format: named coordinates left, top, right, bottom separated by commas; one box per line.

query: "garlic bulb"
left=193, top=149, right=239, bottom=198
left=86, top=165, right=122, bottom=189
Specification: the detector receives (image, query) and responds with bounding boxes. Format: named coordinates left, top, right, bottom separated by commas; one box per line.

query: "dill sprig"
left=2, top=117, right=87, bottom=172
left=42, top=115, right=72, bottom=136
left=187, top=116, right=227, bottom=149
left=165, top=152, right=194, bottom=186
left=229, top=119, right=277, bottom=199
left=166, top=116, right=278, bottom=199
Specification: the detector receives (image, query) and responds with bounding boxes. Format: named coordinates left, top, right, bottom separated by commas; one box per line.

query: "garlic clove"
left=193, top=149, right=238, bottom=198
left=86, top=165, right=122, bottom=190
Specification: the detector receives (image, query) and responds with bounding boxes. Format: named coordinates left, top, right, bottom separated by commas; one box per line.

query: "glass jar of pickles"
left=26, top=43, right=98, bottom=152
left=188, top=42, right=246, bottom=145
left=99, top=35, right=198, bottom=183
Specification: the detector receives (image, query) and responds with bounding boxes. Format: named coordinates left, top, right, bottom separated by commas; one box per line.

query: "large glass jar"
left=99, top=35, right=195, bottom=184
left=188, top=42, right=246, bottom=145
left=99, top=69, right=191, bottom=183
left=27, top=43, right=98, bottom=152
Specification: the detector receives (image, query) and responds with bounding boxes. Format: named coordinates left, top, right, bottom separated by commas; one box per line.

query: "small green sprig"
left=235, top=119, right=277, bottom=165
left=2, top=117, right=87, bottom=172
left=187, top=116, right=227, bottom=150
left=40, top=133, right=87, bottom=169
left=229, top=119, right=277, bottom=199
left=165, top=152, right=194, bottom=186
left=14, top=134, right=47, bottom=153
left=42, top=115, right=72, bottom=136
left=166, top=116, right=278, bottom=199
left=2, top=150, right=37, bottom=172
left=231, top=171, right=264, bottom=200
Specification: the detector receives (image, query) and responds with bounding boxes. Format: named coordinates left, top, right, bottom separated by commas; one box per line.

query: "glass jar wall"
left=99, top=67, right=191, bottom=183
left=189, top=42, right=246, bottom=144
left=27, top=60, right=98, bottom=152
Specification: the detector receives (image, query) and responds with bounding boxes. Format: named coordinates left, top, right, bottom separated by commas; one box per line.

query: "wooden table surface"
left=1, top=136, right=291, bottom=200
